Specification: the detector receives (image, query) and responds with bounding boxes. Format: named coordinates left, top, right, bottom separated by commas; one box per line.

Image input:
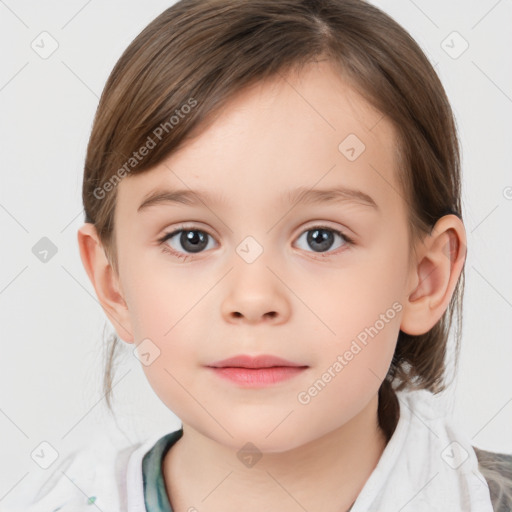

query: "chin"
left=210, top=424, right=313, bottom=455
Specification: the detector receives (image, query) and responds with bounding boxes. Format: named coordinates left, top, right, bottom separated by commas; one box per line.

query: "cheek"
left=123, top=262, right=215, bottom=406
left=302, top=236, right=406, bottom=404
left=294, top=309, right=400, bottom=440
left=134, top=308, right=203, bottom=417
left=299, top=247, right=407, bottom=352
left=123, top=253, right=209, bottom=338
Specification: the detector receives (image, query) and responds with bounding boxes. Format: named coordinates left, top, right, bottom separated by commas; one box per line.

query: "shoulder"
left=473, top=446, right=512, bottom=512
left=395, top=389, right=512, bottom=511
left=0, top=435, right=143, bottom=512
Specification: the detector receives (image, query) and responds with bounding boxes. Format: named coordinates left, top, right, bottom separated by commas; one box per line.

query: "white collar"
left=349, top=388, right=493, bottom=511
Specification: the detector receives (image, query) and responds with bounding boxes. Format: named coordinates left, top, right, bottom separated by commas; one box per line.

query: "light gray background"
left=1, top=0, right=511, bottom=500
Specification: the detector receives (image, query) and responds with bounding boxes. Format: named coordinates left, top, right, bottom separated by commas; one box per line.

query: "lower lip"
left=207, top=366, right=307, bottom=387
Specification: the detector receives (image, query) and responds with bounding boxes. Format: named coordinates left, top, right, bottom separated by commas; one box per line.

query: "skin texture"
left=78, top=60, right=467, bottom=512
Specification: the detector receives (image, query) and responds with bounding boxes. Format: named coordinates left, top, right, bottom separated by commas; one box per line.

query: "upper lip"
left=206, top=354, right=308, bottom=369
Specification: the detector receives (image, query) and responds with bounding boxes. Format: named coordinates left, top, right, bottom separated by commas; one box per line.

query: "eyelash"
left=157, top=224, right=355, bottom=261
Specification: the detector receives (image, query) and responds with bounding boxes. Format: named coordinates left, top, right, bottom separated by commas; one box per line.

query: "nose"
left=220, top=254, right=291, bottom=325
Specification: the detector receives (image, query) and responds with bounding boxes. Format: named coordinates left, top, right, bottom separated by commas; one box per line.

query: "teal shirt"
left=142, top=427, right=184, bottom=512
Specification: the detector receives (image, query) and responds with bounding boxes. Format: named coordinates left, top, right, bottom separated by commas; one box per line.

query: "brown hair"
left=82, top=0, right=465, bottom=442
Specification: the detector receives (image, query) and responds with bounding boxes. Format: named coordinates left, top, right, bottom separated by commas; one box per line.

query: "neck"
left=162, top=393, right=389, bottom=512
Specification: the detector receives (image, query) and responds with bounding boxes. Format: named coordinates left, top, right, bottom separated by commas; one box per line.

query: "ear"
left=400, top=214, right=467, bottom=336
left=77, top=223, right=134, bottom=343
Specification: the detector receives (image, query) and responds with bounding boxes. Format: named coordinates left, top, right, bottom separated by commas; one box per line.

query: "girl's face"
left=112, top=61, right=414, bottom=451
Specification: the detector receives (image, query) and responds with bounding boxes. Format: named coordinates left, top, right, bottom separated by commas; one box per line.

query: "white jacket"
left=0, top=389, right=497, bottom=511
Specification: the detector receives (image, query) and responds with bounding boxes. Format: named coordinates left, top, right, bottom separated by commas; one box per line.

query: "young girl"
left=4, top=0, right=511, bottom=511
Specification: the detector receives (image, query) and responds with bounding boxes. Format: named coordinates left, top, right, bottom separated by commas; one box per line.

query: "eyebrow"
left=137, top=185, right=379, bottom=212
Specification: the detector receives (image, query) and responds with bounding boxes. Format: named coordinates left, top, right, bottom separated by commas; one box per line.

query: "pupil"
left=308, top=229, right=333, bottom=252
left=181, top=230, right=207, bottom=253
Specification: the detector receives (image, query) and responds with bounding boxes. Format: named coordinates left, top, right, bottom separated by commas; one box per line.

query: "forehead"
left=116, top=60, right=401, bottom=218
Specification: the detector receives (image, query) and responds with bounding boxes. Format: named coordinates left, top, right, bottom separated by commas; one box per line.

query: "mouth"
left=206, top=354, right=308, bottom=369
left=205, top=354, right=309, bottom=387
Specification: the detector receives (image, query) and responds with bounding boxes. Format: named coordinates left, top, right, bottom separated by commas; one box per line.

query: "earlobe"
left=77, top=223, right=134, bottom=343
left=400, top=215, right=467, bottom=336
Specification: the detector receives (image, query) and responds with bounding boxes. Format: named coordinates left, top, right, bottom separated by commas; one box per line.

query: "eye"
left=157, top=226, right=216, bottom=260
left=294, top=225, right=354, bottom=257
left=157, top=224, right=354, bottom=261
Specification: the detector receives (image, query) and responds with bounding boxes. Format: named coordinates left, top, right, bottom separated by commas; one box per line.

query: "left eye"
left=295, top=226, right=353, bottom=254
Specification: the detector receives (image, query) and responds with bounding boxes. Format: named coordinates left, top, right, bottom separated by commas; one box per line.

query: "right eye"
left=157, top=226, right=217, bottom=260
